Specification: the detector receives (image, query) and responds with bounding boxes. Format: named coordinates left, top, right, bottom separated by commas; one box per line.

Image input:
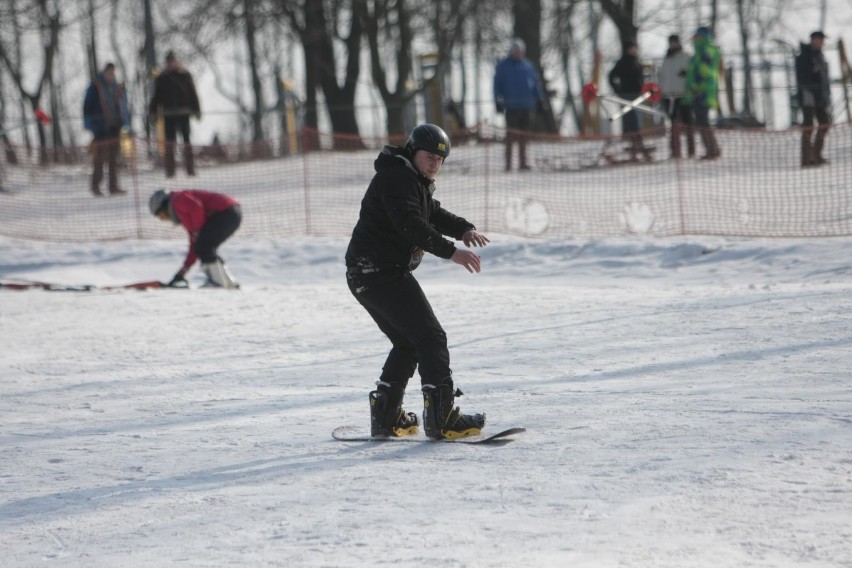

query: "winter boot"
left=201, top=258, right=239, bottom=289
left=801, top=136, right=816, bottom=167
left=184, top=144, right=196, bottom=176
left=686, top=126, right=696, bottom=158
left=164, top=142, right=177, bottom=178
left=518, top=137, right=531, bottom=170
left=813, top=129, right=829, bottom=165
left=422, top=381, right=486, bottom=440
left=370, top=381, right=419, bottom=437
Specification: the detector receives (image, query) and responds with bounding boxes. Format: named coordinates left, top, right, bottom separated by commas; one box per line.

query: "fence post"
left=302, top=128, right=312, bottom=235
left=131, top=135, right=143, bottom=239
left=483, top=136, right=490, bottom=232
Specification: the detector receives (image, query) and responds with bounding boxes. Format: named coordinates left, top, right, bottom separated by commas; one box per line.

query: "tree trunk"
left=87, top=0, right=98, bottom=81
left=243, top=0, right=265, bottom=143
left=301, top=35, right=320, bottom=150
left=599, top=0, right=638, bottom=45
left=9, top=0, right=32, bottom=151
left=513, top=0, right=542, bottom=65
left=736, top=0, right=753, bottom=115
left=512, top=0, right=556, bottom=132
left=710, top=0, right=718, bottom=33
left=309, top=0, right=364, bottom=148
left=359, top=0, right=414, bottom=137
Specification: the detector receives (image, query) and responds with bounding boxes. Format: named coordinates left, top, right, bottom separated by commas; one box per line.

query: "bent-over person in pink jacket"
left=149, top=189, right=241, bottom=288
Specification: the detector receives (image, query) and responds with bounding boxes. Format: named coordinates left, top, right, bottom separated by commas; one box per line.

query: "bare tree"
left=599, top=0, right=637, bottom=46
left=735, top=0, right=754, bottom=116
left=0, top=0, right=61, bottom=162
left=552, top=0, right=584, bottom=132
left=157, top=0, right=272, bottom=144
left=278, top=0, right=364, bottom=148
left=357, top=0, right=415, bottom=136
left=358, top=0, right=475, bottom=136
left=243, top=0, right=265, bottom=142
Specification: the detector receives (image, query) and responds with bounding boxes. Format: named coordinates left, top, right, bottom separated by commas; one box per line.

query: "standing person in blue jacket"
left=493, top=38, right=545, bottom=172
left=83, top=63, right=130, bottom=196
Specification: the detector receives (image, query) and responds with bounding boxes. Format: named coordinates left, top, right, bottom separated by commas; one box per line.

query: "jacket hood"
left=374, top=144, right=435, bottom=190
left=693, top=36, right=714, bottom=49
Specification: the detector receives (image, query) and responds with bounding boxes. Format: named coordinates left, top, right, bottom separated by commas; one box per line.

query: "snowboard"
left=331, top=426, right=525, bottom=445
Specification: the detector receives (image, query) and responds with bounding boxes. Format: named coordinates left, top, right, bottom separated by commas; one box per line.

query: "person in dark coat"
left=608, top=40, right=646, bottom=159
left=796, top=31, right=832, bottom=167
left=149, top=51, right=201, bottom=177
left=83, top=63, right=130, bottom=196
left=345, top=124, right=489, bottom=440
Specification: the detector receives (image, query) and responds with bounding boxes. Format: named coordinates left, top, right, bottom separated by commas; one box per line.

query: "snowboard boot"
left=370, top=381, right=419, bottom=437
left=422, top=381, right=486, bottom=440
left=201, top=258, right=239, bottom=289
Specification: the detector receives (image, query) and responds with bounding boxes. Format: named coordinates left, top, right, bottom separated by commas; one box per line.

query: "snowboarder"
left=345, top=124, right=489, bottom=440
left=149, top=189, right=241, bottom=289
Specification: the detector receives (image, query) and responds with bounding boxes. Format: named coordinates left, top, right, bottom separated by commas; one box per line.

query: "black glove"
left=167, top=272, right=188, bottom=288
left=495, top=101, right=505, bottom=113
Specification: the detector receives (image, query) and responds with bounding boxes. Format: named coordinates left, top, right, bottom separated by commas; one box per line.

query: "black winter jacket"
left=796, top=43, right=831, bottom=108
left=346, top=145, right=475, bottom=274
left=608, top=54, right=644, bottom=98
left=149, top=68, right=201, bottom=116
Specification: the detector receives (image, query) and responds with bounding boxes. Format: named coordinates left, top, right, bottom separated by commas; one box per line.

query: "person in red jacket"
left=149, top=189, right=241, bottom=288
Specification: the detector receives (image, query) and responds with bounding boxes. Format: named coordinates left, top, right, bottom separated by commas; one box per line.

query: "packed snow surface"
left=1, top=234, right=851, bottom=567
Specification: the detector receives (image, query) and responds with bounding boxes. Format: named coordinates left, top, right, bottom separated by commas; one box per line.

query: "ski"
left=0, top=278, right=167, bottom=292
left=331, top=426, right=525, bottom=445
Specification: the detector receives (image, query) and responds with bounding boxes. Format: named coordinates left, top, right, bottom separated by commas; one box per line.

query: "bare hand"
left=451, top=249, right=481, bottom=273
left=462, top=230, right=490, bottom=248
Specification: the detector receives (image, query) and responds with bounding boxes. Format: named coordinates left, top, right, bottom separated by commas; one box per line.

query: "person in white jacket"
left=659, top=35, right=695, bottom=159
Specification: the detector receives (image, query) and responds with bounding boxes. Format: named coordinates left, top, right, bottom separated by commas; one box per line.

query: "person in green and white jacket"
left=684, top=27, right=722, bottom=160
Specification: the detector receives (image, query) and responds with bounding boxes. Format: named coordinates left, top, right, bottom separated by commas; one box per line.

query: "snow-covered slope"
left=1, top=235, right=851, bottom=567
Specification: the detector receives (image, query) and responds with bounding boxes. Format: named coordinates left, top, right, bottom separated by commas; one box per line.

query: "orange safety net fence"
left=1, top=123, right=850, bottom=241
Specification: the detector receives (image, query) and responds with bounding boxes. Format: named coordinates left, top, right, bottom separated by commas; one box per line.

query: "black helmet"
left=405, top=124, right=450, bottom=160
left=149, top=188, right=170, bottom=216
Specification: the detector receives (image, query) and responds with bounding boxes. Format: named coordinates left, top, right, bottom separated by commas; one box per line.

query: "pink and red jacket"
left=170, top=190, right=239, bottom=273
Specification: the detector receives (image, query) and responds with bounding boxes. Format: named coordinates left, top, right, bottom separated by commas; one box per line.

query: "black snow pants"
left=196, top=205, right=242, bottom=263
left=346, top=268, right=451, bottom=389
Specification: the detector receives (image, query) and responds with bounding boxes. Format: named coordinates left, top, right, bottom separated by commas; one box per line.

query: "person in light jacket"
left=659, top=34, right=695, bottom=159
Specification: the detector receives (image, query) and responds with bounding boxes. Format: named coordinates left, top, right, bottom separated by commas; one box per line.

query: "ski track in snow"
left=1, top=235, right=851, bottom=567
